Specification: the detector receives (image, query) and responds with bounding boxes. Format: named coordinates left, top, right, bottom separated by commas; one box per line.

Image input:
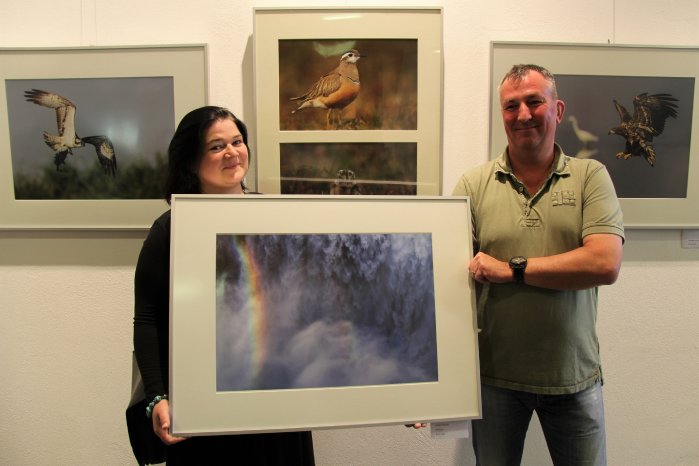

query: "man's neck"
left=508, top=145, right=556, bottom=195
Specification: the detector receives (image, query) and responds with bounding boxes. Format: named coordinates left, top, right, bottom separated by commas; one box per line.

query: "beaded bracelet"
left=145, top=394, right=168, bottom=418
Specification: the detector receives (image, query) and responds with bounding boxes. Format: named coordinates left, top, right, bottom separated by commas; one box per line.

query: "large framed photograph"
left=490, top=42, right=699, bottom=228
left=254, top=8, right=443, bottom=196
left=0, top=45, right=208, bottom=229
left=169, top=195, right=480, bottom=435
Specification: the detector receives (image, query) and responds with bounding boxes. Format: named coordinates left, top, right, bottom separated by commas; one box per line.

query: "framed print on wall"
left=254, top=8, right=443, bottom=196
left=0, top=45, right=208, bottom=229
left=490, top=42, right=699, bottom=228
left=169, top=195, right=480, bottom=435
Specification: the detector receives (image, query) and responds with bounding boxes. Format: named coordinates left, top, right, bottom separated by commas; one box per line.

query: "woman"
left=132, top=106, right=315, bottom=465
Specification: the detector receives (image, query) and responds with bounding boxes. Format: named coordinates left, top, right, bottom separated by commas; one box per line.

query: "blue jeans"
left=472, top=383, right=606, bottom=466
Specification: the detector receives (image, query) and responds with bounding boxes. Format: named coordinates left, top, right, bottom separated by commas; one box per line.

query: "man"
left=452, top=64, right=624, bottom=465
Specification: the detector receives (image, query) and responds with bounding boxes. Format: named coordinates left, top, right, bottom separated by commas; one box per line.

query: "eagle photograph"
left=5, top=77, right=175, bottom=200
left=608, top=93, right=678, bottom=166
left=554, top=74, right=694, bottom=199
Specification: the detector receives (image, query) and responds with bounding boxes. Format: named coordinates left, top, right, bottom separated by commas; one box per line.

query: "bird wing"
left=24, top=89, right=78, bottom=138
left=612, top=100, right=632, bottom=123
left=632, top=93, right=679, bottom=136
left=59, top=104, right=78, bottom=138
left=82, top=135, right=117, bottom=176
left=292, top=71, right=342, bottom=101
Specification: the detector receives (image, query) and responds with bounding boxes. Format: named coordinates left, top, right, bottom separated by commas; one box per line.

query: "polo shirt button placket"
left=516, top=185, right=531, bottom=217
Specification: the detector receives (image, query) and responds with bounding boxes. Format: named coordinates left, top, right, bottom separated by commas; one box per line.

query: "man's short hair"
left=500, top=64, right=558, bottom=99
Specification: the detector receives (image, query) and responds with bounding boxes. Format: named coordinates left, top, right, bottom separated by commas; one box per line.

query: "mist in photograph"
left=216, top=233, right=438, bottom=391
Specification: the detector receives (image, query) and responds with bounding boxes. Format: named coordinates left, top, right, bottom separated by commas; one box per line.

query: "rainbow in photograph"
left=233, top=237, right=267, bottom=383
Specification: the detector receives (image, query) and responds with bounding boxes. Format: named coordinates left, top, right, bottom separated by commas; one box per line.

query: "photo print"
left=5, top=77, right=174, bottom=200
left=555, top=74, right=695, bottom=199
left=280, top=142, right=417, bottom=195
left=216, top=232, right=438, bottom=391
left=279, top=39, right=417, bottom=131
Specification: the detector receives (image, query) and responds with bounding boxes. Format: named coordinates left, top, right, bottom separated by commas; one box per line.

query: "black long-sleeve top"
left=134, top=210, right=171, bottom=402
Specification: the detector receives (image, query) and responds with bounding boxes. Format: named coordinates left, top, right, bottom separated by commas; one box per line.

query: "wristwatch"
left=509, top=256, right=527, bottom=283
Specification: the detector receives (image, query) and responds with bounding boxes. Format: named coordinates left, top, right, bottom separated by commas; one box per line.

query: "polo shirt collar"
left=494, top=143, right=570, bottom=178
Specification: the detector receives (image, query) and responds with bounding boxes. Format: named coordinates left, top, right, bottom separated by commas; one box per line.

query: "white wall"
left=1, top=1, right=698, bottom=465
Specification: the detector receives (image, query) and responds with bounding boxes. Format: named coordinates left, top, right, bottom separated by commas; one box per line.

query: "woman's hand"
left=404, top=423, right=428, bottom=429
left=152, top=399, right=188, bottom=445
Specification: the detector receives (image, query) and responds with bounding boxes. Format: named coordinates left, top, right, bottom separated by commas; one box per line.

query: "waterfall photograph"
left=216, top=232, right=438, bottom=391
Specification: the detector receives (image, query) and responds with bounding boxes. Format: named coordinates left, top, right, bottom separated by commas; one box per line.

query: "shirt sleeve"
left=581, top=161, right=625, bottom=241
left=133, top=214, right=171, bottom=401
left=451, top=170, right=481, bottom=252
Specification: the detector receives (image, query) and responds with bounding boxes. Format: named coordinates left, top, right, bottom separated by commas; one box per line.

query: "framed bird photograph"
left=279, top=142, right=417, bottom=195
left=278, top=39, right=417, bottom=131
left=168, top=194, right=480, bottom=435
left=254, top=8, right=443, bottom=195
left=0, top=45, right=207, bottom=229
left=489, top=42, right=699, bottom=228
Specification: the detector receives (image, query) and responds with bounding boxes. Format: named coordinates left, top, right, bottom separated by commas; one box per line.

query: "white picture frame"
left=169, top=194, right=480, bottom=435
left=0, top=45, right=208, bottom=230
left=253, top=8, right=443, bottom=196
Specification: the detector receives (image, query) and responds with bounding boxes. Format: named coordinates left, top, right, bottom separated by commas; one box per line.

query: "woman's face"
left=197, top=118, right=249, bottom=194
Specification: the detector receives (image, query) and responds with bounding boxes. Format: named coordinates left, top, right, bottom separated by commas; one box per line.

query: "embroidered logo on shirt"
left=551, top=190, right=576, bottom=207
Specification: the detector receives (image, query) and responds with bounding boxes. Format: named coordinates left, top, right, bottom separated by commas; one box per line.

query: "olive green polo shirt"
left=452, top=145, right=624, bottom=394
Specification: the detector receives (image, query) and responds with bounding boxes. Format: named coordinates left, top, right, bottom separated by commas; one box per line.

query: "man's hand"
left=469, top=252, right=511, bottom=284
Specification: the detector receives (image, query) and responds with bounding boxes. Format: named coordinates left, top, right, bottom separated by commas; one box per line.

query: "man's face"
left=499, top=71, right=564, bottom=154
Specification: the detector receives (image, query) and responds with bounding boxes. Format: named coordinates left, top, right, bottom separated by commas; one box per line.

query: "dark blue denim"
left=472, top=382, right=606, bottom=466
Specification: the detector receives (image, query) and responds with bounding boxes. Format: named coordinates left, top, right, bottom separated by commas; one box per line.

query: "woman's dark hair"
left=164, top=106, right=250, bottom=203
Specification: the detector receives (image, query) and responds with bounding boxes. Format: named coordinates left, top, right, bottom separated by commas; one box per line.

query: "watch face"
left=510, top=256, right=527, bottom=267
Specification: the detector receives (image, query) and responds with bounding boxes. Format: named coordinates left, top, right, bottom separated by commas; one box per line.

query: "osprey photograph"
left=215, top=232, right=438, bottom=391
left=279, top=142, right=417, bottom=195
left=5, top=77, right=175, bottom=200
left=555, top=74, right=694, bottom=199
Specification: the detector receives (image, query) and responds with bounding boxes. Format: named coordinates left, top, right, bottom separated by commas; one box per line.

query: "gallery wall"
left=1, top=0, right=698, bottom=465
